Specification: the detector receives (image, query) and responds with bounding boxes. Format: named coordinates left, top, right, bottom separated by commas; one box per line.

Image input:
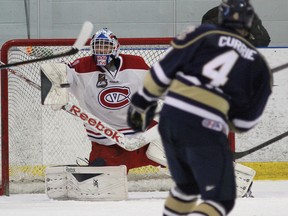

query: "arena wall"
left=0, top=0, right=287, bottom=48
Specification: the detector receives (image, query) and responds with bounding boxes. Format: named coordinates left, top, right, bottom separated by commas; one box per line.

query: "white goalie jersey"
left=66, top=54, right=151, bottom=146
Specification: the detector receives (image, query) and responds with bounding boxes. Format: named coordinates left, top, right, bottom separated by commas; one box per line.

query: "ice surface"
left=1, top=180, right=288, bottom=216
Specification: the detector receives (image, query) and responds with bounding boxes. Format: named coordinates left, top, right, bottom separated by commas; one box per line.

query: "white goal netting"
left=0, top=38, right=174, bottom=195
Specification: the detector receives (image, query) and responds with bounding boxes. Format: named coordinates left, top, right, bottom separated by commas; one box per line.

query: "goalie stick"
left=62, top=102, right=153, bottom=151
left=0, top=21, right=93, bottom=70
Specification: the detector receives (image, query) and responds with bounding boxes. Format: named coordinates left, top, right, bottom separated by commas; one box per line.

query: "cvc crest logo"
left=98, top=86, right=131, bottom=110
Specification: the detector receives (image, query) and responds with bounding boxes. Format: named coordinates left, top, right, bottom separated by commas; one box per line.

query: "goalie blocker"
left=45, top=165, right=128, bottom=201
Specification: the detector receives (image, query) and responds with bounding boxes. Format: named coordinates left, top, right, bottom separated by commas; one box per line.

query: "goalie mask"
left=218, top=0, right=255, bottom=30
left=90, top=28, right=120, bottom=66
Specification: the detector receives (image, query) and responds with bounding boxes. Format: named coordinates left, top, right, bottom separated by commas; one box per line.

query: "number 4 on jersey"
left=202, top=50, right=239, bottom=87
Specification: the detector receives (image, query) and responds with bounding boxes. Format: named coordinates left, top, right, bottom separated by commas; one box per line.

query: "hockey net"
left=0, top=38, right=174, bottom=195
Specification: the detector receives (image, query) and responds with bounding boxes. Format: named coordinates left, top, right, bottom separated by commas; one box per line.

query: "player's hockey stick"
left=0, top=21, right=93, bottom=69
left=271, top=62, right=288, bottom=73
left=234, top=130, right=288, bottom=159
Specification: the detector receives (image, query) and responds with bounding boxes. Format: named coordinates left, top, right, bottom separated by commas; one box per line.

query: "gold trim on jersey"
left=143, top=72, right=166, bottom=97
left=169, top=80, right=229, bottom=115
left=171, top=30, right=254, bottom=49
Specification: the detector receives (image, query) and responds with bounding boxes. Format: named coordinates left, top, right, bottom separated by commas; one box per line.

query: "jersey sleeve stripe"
left=143, top=72, right=167, bottom=97
left=177, top=72, right=202, bottom=86
left=232, top=117, right=261, bottom=130
left=152, top=61, right=171, bottom=85
left=138, top=87, right=158, bottom=102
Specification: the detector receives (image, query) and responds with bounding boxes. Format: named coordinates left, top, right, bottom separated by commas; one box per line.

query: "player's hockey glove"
left=127, top=93, right=157, bottom=132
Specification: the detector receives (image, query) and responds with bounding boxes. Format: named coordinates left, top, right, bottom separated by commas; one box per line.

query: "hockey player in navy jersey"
left=127, top=0, right=272, bottom=215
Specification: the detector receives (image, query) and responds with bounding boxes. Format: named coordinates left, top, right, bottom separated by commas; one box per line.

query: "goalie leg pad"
left=234, top=162, right=256, bottom=198
left=45, top=170, right=68, bottom=199
left=45, top=165, right=128, bottom=201
left=146, top=137, right=167, bottom=167
left=144, top=123, right=168, bottom=167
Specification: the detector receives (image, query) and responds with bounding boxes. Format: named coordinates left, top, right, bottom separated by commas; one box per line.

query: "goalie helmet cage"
left=0, top=38, right=235, bottom=196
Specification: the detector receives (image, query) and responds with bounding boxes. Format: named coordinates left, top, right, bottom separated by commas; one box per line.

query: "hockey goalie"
left=42, top=28, right=167, bottom=201
left=40, top=28, right=255, bottom=200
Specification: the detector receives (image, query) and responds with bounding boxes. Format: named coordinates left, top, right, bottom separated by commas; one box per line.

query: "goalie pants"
left=158, top=106, right=236, bottom=202
left=89, top=142, right=161, bottom=171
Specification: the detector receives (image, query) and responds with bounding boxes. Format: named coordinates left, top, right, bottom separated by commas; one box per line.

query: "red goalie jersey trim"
left=119, top=54, right=149, bottom=71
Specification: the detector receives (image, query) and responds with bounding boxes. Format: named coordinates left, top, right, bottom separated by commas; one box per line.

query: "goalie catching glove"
left=127, top=93, right=157, bottom=132
left=40, top=63, right=70, bottom=110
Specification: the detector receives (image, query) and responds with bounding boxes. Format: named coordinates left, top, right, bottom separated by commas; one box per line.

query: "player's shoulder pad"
left=172, top=24, right=217, bottom=47
left=120, top=54, right=149, bottom=70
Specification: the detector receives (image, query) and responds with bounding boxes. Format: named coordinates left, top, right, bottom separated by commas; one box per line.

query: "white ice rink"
left=1, top=180, right=288, bottom=216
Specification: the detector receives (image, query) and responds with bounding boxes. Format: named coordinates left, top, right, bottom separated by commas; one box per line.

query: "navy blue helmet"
left=218, top=0, right=255, bottom=29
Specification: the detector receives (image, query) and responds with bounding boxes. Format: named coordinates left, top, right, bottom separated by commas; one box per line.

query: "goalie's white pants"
left=45, top=165, right=128, bottom=201
left=146, top=139, right=256, bottom=198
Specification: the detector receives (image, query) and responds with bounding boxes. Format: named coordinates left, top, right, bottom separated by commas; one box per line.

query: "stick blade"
left=72, top=21, right=94, bottom=50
